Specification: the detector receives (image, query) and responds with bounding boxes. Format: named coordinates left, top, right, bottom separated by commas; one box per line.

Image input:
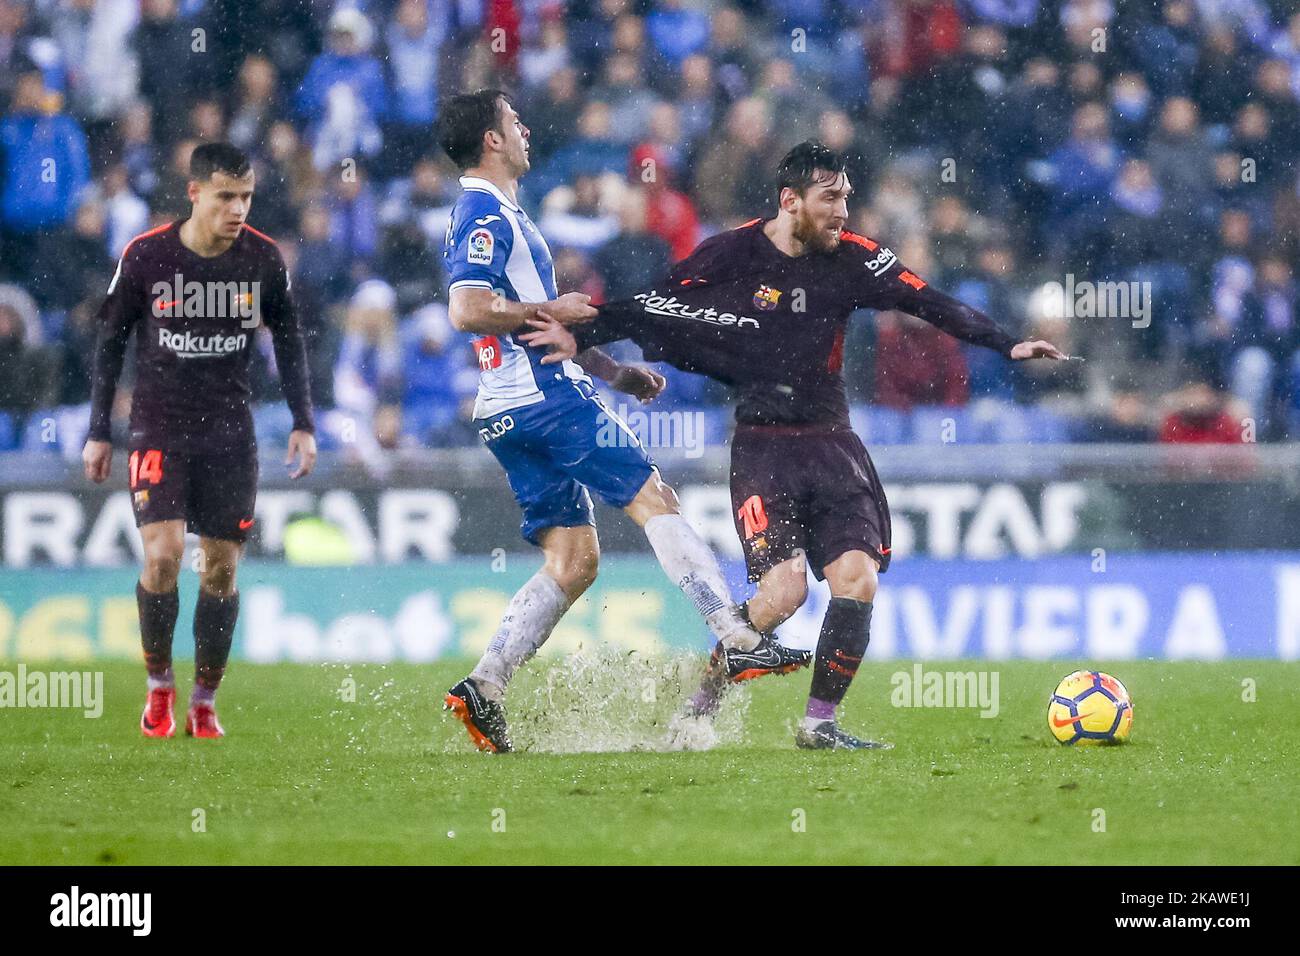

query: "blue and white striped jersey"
left=443, top=175, right=593, bottom=418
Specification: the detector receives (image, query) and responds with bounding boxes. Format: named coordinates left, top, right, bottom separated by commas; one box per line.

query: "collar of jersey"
left=459, top=176, right=522, bottom=213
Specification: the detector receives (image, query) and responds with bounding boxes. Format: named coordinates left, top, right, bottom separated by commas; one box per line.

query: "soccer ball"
left=1047, top=670, right=1133, bottom=745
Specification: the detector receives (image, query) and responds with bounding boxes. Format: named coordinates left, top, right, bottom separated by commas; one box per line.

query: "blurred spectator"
left=1226, top=255, right=1300, bottom=435
left=530, top=99, right=627, bottom=202
left=118, top=101, right=160, bottom=202
left=874, top=310, right=969, bottom=410
left=383, top=0, right=449, bottom=176
left=523, top=66, right=583, bottom=164
left=0, top=286, right=52, bottom=421
left=0, top=68, right=91, bottom=282
left=228, top=55, right=284, bottom=158
left=951, top=242, right=1023, bottom=400
left=675, top=54, right=718, bottom=151
left=1012, top=313, right=1086, bottom=406
left=520, top=16, right=570, bottom=90
left=594, top=187, right=673, bottom=299
left=289, top=204, right=349, bottom=409
left=32, top=196, right=113, bottom=313
left=1080, top=387, right=1159, bottom=442
left=539, top=173, right=622, bottom=253
left=1158, top=380, right=1247, bottom=443
left=552, top=247, right=606, bottom=303
left=297, top=8, right=387, bottom=172
left=647, top=0, right=710, bottom=64
left=633, top=142, right=699, bottom=263
left=1040, top=102, right=1123, bottom=264
left=334, top=279, right=403, bottom=430
left=693, top=97, right=775, bottom=225
left=327, top=166, right=381, bottom=280
left=99, top=165, right=150, bottom=259
left=133, top=0, right=206, bottom=145
left=400, top=303, right=476, bottom=446
left=49, top=0, right=139, bottom=123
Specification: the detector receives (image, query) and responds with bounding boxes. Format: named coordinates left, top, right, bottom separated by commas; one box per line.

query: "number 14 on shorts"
left=129, top=449, right=164, bottom=489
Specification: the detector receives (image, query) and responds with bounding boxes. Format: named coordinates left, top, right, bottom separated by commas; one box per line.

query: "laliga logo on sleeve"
left=467, top=228, right=494, bottom=265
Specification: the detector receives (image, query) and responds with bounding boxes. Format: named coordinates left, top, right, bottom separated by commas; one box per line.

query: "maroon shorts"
left=126, top=441, right=259, bottom=543
left=729, top=424, right=891, bottom=583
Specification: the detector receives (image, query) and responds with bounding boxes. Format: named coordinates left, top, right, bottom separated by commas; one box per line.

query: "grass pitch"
left=2, top=657, right=1296, bottom=865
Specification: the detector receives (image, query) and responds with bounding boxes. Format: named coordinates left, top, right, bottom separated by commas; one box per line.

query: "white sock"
left=643, top=514, right=759, bottom=651
left=471, top=571, right=570, bottom=699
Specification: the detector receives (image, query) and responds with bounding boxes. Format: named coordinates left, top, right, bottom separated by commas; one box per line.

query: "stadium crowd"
left=1, top=0, right=1299, bottom=458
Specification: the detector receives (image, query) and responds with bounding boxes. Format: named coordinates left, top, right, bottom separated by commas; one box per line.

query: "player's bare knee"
left=142, top=550, right=182, bottom=590
left=829, top=560, right=877, bottom=602
left=653, top=475, right=680, bottom=513
left=199, top=561, right=238, bottom=596
left=550, top=558, right=597, bottom=598
left=626, top=472, right=679, bottom=524
left=545, top=545, right=599, bottom=597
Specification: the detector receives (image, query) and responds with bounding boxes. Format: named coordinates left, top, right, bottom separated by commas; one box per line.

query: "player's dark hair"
left=439, top=89, right=512, bottom=170
left=189, top=142, right=252, bottom=182
left=776, top=141, right=846, bottom=197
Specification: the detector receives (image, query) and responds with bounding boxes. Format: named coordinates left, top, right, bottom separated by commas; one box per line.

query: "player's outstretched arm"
left=568, top=344, right=667, bottom=403
left=1010, top=340, right=1071, bottom=361
left=449, top=288, right=596, bottom=336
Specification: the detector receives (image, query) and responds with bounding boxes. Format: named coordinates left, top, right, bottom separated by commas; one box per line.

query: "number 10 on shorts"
left=738, top=494, right=768, bottom=539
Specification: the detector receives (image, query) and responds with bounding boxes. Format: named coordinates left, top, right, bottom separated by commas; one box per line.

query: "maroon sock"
left=808, top=597, right=872, bottom=709
left=193, top=589, right=239, bottom=694
left=137, top=580, right=179, bottom=679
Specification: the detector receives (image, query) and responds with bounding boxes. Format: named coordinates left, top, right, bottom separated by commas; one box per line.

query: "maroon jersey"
left=88, top=221, right=314, bottom=452
left=579, top=219, right=1018, bottom=426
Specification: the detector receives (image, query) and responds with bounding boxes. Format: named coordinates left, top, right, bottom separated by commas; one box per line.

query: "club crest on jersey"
left=467, top=228, right=494, bottom=265
left=133, top=490, right=149, bottom=509
left=752, top=285, right=782, bottom=311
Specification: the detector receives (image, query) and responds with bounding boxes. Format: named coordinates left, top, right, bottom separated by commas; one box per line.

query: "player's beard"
left=792, top=207, right=841, bottom=255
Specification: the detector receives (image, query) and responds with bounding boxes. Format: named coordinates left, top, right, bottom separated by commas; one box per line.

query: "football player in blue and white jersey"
left=437, top=90, right=808, bottom=751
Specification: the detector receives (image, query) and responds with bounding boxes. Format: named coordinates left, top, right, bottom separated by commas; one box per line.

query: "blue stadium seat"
left=988, top=405, right=1031, bottom=443
left=849, top=405, right=908, bottom=445
left=1022, top=407, right=1072, bottom=444
left=0, top=411, right=16, bottom=451
left=909, top=405, right=971, bottom=444
left=21, top=409, right=59, bottom=452
left=253, top=404, right=294, bottom=444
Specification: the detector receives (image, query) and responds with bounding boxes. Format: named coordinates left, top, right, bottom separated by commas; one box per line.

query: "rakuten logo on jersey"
left=635, top=291, right=762, bottom=329
left=158, top=328, right=249, bottom=358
